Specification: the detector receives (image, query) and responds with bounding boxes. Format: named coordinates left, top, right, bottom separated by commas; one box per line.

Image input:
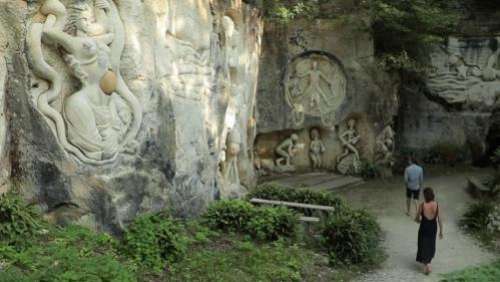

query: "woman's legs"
left=424, top=263, right=432, bottom=274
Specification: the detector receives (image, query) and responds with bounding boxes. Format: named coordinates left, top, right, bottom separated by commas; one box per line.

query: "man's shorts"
left=406, top=188, right=420, bottom=200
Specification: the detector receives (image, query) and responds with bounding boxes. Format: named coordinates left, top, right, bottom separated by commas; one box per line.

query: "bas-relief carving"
left=159, top=0, right=214, bottom=101
left=337, top=119, right=361, bottom=175
left=0, top=55, right=5, bottom=156
left=220, top=129, right=247, bottom=199
left=309, top=128, right=326, bottom=169
left=28, top=0, right=142, bottom=165
left=375, top=125, right=395, bottom=168
left=0, top=54, right=7, bottom=192
left=284, top=53, right=347, bottom=126
left=427, top=37, right=500, bottom=110
left=275, top=133, right=300, bottom=172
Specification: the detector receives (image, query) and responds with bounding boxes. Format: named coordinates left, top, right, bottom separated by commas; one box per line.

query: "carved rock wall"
left=399, top=5, right=500, bottom=163
left=256, top=19, right=399, bottom=173
left=0, top=0, right=262, bottom=234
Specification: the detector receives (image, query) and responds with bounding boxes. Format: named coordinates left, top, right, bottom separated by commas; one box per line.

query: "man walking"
left=405, top=156, right=424, bottom=216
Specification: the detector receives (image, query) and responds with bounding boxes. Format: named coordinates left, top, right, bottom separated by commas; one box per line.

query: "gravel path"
left=336, top=166, right=497, bottom=282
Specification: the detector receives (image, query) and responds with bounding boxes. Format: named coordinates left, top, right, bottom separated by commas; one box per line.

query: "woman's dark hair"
left=423, top=187, right=435, bottom=203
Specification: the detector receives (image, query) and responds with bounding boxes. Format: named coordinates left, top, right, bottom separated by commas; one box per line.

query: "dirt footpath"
left=335, top=166, right=497, bottom=282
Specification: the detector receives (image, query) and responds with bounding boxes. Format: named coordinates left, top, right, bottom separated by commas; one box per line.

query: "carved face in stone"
left=348, top=119, right=356, bottom=129
left=311, top=129, right=319, bottom=140
left=291, top=134, right=299, bottom=142
left=67, top=2, right=107, bottom=36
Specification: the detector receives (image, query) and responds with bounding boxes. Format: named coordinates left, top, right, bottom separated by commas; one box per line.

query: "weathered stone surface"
left=398, top=3, right=500, bottom=163
left=0, top=0, right=262, bottom=234
left=256, top=19, right=399, bottom=173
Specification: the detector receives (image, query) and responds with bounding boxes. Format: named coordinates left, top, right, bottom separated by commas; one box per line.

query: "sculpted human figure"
left=294, top=61, right=334, bottom=107
left=28, top=0, right=142, bottom=164
left=376, top=125, right=395, bottom=167
left=337, top=119, right=360, bottom=163
left=223, top=131, right=241, bottom=186
left=275, top=134, right=299, bottom=168
left=309, top=129, right=326, bottom=169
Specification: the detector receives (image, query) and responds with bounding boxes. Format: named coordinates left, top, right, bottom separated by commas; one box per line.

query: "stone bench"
left=250, top=198, right=335, bottom=223
left=467, top=176, right=493, bottom=198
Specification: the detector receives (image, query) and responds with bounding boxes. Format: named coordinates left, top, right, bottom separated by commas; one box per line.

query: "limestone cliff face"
left=0, top=0, right=262, bottom=234
left=399, top=3, right=500, bottom=163
left=255, top=19, right=399, bottom=174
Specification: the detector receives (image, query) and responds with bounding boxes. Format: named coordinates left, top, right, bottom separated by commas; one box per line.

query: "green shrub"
left=122, top=212, right=188, bottom=273
left=460, top=202, right=495, bottom=233
left=0, top=191, right=42, bottom=248
left=248, top=183, right=347, bottom=216
left=491, top=147, right=500, bottom=167
left=246, top=206, right=298, bottom=241
left=0, top=225, right=136, bottom=282
left=360, top=160, right=381, bottom=179
left=321, top=209, right=382, bottom=266
left=204, top=200, right=255, bottom=232
left=204, top=200, right=298, bottom=241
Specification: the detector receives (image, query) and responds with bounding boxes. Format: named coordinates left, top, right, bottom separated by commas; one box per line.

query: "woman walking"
left=415, top=187, right=443, bottom=274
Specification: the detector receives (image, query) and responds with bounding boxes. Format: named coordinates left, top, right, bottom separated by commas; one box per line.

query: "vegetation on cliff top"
left=261, top=0, right=462, bottom=73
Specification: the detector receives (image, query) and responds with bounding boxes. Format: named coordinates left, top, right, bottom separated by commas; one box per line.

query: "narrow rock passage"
left=335, top=167, right=497, bottom=282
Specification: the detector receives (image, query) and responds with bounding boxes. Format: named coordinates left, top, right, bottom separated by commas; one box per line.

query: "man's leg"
left=412, top=189, right=420, bottom=215
left=413, top=198, right=419, bottom=215
left=406, top=198, right=411, bottom=216
left=405, top=188, right=411, bottom=216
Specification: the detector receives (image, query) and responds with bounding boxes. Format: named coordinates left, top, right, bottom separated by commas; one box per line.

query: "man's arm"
left=404, top=168, right=409, bottom=187
left=419, top=168, right=424, bottom=189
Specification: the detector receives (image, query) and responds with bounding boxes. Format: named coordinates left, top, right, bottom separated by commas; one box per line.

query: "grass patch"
left=0, top=225, right=137, bottom=282
left=166, top=236, right=337, bottom=282
left=441, top=260, right=500, bottom=282
left=0, top=185, right=383, bottom=281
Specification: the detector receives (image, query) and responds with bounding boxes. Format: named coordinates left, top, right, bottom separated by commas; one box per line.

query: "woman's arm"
left=437, top=206, right=444, bottom=239
left=415, top=204, right=421, bottom=223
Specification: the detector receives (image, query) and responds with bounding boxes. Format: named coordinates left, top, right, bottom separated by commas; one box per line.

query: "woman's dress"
left=416, top=203, right=438, bottom=264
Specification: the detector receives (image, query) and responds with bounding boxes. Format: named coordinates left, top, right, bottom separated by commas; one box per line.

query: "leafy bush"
left=460, top=202, right=495, bottom=233
left=246, top=206, right=298, bottom=241
left=204, top=200, right=298, bottom=241
left=248, top=183, right=347, bottom=216
left=321, top=209, right=382, bottom=266
left=490, top=147, right=500, bottom=166
left=259, top=0, right=460, bottom=73
left=0, top=191, right=42, bottom=248
left=204, top=200, right=255, bottom=232
left=0, top=225, right=136, bottom=282
left=122, top=212, right=188, bottom=273
left=360, top=160, right=381, bottom=179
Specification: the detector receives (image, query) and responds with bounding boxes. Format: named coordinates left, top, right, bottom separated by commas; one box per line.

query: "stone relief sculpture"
left=427, top=37, right=500, bottom=111
left=0, top=55, right=6, bottom=157
left=275, top=134, right=299, bottom=171
left=309, top=128, right=326, bottom=169
left=337, top=119, right=361, bottom=175
left=159, top=0, right=213, bottom=101
left=220, top=129, right=247, bottom=199
left=27, top=0, right=142, bottom=165
left=223, top=16, right=240, bottom=70
left=375, top=124, right=395, bottom=169
left=284, top=53, right=347, bottom=126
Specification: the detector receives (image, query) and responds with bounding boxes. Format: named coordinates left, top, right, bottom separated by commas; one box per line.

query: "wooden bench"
left=250, top=198, right=335, bottom=223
